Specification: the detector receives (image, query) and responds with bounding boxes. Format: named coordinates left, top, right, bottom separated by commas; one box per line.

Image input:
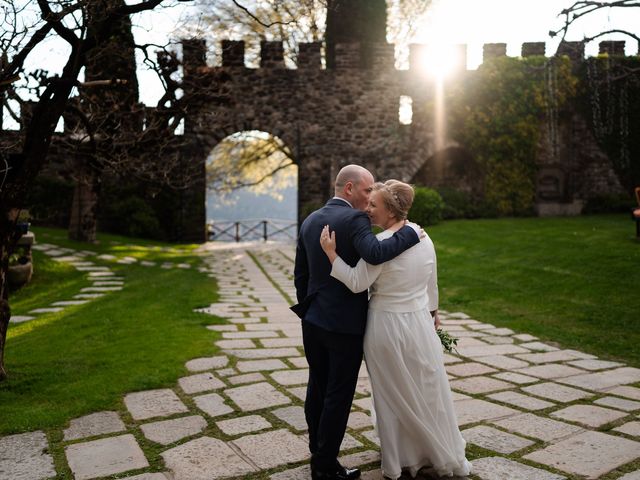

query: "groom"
left=293, top=164, right=420, bottom=480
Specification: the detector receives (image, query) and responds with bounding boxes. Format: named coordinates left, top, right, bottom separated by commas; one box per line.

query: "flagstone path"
left=2, top=241, right=640, bottom=480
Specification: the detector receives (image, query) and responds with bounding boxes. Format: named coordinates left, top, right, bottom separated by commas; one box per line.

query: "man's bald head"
left=334, top=165, right=372, bottom=193
left=334, top=164, right=375, bottom=211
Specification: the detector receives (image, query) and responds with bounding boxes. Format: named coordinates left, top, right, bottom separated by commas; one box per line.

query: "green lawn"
left=429, top=214, right=640, bottom=367
left=0, top=227, right=222, bottom=435
left=1, top=216, right=638, bottom=435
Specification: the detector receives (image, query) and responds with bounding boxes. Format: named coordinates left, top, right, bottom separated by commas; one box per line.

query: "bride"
left=319, top=180, right=471, bottom=479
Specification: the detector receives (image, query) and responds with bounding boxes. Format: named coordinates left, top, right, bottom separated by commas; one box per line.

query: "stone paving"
left=2, top=241, right=640, bottom=480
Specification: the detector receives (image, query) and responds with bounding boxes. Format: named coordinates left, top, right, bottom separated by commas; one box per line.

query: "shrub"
left=99, top=196, right=163, bottom=239
left=583, top=193, right=634, bottom=214
left=409, top=187, right=444, bottom=226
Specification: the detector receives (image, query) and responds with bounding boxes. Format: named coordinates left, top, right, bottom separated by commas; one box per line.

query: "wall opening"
left=399, top=95, right=413, bottom=125
left=205, top=130, right=298, bottom=241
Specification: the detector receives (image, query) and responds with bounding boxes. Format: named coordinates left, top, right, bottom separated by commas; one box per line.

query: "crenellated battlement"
left=183, top=38, right=638, bottom=73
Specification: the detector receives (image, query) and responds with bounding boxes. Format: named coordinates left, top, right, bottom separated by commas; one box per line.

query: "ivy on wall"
left=577, top=56, right=640, bottom=193
left=442, top=56, right=578, bottom=216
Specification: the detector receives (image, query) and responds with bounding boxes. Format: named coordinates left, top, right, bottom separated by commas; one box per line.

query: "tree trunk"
left=0, top=208, right=19, bottom=381
left=68, top=171, right=99, bottom=243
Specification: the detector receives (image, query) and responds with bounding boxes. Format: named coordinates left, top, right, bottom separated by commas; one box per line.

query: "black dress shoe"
left=311, top=465, right=361, bottom=480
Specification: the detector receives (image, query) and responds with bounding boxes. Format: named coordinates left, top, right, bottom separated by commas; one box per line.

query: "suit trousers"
left=302, top=321, right=364, bottom=470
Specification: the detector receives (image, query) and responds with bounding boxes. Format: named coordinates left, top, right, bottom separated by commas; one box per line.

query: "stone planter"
left=8, top=262, right=33, bottom=288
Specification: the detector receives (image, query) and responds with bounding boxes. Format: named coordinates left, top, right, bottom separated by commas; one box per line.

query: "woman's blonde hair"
left=372, top=179, right=414, bottom=220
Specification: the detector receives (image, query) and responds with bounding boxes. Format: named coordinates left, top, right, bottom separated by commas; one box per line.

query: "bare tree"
left=0, top=0, right=198, bottom=381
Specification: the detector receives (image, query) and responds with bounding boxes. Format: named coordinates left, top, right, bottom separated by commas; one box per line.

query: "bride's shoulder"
left=406, top=221, right=432, bottom=242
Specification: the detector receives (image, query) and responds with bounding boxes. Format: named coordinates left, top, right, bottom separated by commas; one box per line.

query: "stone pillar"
left=298, top=43, right=321, bottom=69
left=599, top=40, right=626, bottom=56
left=482, top=43, right=507, bottom=62
left=260, top=41, right=285, bottom=68
left=522, top=42, right=546, bottom=57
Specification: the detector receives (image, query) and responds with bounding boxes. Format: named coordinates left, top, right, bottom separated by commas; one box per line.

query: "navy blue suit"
left=293, top=197, right=419, bottom=470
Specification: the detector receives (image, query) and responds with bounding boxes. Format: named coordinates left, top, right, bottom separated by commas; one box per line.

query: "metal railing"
left=207, top=219, right=297, bottom=242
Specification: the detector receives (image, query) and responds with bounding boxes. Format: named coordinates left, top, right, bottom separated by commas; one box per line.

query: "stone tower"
left=325, top=0, right=388, bottom=68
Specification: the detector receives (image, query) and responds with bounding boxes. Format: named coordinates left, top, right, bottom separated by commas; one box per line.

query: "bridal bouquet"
left=437, top=328, right=458, bottom=353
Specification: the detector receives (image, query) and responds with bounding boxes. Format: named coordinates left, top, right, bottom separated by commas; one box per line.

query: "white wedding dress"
left=330, top=223, right=471, bottom=479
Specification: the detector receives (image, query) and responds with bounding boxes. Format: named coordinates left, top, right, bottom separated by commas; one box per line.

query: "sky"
left=128, top=0, right=640, bottom=104
left=8, top=0, right=640, bottom=117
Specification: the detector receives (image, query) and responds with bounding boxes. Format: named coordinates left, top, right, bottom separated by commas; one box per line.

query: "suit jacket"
left=293, top=198, right=420, bottom=335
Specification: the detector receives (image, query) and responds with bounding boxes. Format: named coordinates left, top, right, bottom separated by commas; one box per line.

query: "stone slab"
left=270, top=369, right=309, bottom=386
left=471, top=456, right=566, bottom=480
left=454, top=398, right=519, bottom=426
left=619, top=472, right=640, bottom=480
left=224, top=348, right=300, bottom=359
left=519, top=341, right=559, bottom=351
left=232, top=429, right=309, bottom=469
left=481, top=327, right=515, bottom=336
left=216, top=415, right=272, bottom=435
left=521, top=382, right=593, bottom=403
left=193, top=393, right=234, bottom=418
left=449, top=376, right=514, bottom=394
left=124, top=389, right=188, bottom=421
left=261, top=337, right=304, bottom=348
left=236, top=359, right=289, bottom=372
left=29, top=307, right=64, bottom=314
left=607, top=386, right=640, bottom=401
left=595, top=396, right=640, bottom=412
left=184, top=356, right=229, bottom=372
left=492, top=413, right=583, bottom=441
left=614, top=421, right=640, bottom=437
left=222, top=331, right=279, bottom=339
left=206, top=324, right=238, bottom=332
left=0, top=431, right=56, bottom=480
left=288, top=356, right=309, bottom=368
left=215, top=339, right=256, bottom=349
left=550, top=404, right=627, bottom=427
left=559, top=367, right=640, bottom=391
left=348, top=411, right=372, bottom=430
left=446, top=362, right=497, bottom=377
left=515, top=364, right=586, bottom=379
left=524, top=430, right=640, bottom=479
left=65, top=434, right=149, bottom=480
left=121, top=474, right=170, bottom=480
left=178, top=372, right=225, bottom=394
left=462, top=425, right=535, bottom=454
left=9, top=315, right=35, bottom=323
left=161, top=436, right=256, bottom=479
left=225, top=382, right=291, bottom=411
left=288, top=386, right=307, bottom=401
left=475, top=355, right=530, bottom=370
left=140, top=415, right=207, bottom=445
left=63, top=411, right=125, bottom=441
left=227, top=372, right=266, bottom=385
left=491, top=372, right=539, bottom=385
left=272, top=405, right=307, bottom=431
left=51, top=300, right=90, bottom=306
left=515, top=350, right=584, bottom=364
left=513, top=334, right=538, bottom=341
left=487, top=391, right=555, bottom=411
left=567, top=359, right=624, bottom=370
left=455, top=344, right=529, bottom=357
left=74, top=293, right=105, bottom=299
left=481, top=335, right=515, bottom=345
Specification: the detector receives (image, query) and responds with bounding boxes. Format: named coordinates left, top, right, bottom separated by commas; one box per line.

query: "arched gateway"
left=174, top=38, right=626, bottom=242
left=178, top=39, right=441, bottom=241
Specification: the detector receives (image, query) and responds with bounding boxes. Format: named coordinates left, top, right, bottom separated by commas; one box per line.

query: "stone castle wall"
left=2, top=39, right=632, bottom=240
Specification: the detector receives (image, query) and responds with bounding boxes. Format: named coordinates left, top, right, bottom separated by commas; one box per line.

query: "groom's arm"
left=351, top=212, right=419, bottom=265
